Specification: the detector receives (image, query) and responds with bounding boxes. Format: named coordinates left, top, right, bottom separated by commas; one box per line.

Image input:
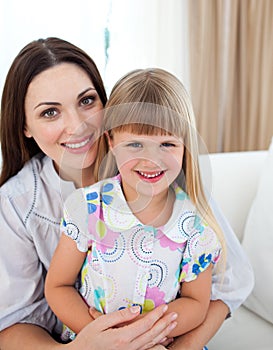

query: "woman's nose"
left=64, top=110, right=86, bottom=134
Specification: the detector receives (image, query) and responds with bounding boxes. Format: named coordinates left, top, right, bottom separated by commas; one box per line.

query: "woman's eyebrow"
left=34, top=101, right=61, bottom=110
left=33, top=87, right=96, bottom=110
left=78, top=87, right=96, bottom=99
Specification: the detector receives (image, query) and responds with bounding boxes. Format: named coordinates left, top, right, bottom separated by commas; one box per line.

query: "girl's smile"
left=108, top=131, right=184, bottom=202
left=135, top=170, right=166, bottom=183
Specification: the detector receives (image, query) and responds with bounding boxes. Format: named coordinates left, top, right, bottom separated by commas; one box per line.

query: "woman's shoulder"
left=0, top=153, right=48, bottom=198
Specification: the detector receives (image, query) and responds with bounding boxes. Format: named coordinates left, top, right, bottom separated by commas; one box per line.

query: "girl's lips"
left=136, top=170, right=165, bottom=183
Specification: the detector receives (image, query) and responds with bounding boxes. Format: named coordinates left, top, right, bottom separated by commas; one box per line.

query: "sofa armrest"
left=200, top=151, right=267, bottom=241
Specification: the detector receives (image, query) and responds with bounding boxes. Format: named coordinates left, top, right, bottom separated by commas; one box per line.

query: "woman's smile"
left=24, top=63, right=104, bottom=173
left=61, top=134, right=95, bottom=153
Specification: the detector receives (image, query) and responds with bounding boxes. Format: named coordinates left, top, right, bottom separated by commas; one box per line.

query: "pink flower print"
left=88, top=214, right=119, bottom=253
left=143, top=286, right=166, bottom=312
left=158, top=230, right=186, bottom=251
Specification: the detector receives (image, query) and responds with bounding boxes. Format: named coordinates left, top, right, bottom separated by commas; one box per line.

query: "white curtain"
left=0, top=0, right=189, bottom=96
left=105, top=0, right=190, bottom=93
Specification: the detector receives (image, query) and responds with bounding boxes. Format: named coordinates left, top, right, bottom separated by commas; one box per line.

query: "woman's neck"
left=54, top=162, right=95, bottom=188
left=124, top=187, right=176, bottom=228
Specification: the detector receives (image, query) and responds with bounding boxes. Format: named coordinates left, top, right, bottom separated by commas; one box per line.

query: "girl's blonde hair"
left=95, top=68, right=226, bottom=266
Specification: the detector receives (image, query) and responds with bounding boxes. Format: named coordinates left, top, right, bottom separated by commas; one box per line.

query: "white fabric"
left=0, top=154, right=75, bottom=333
left=208, top=305, right=273, bottom=350
left=203, top=150, right=267, bottom=242
left=0, top=153, right=253, bottom=334
left=204, top=148, right=272, bottom=349
left=242, top=138, right=273, bottom=324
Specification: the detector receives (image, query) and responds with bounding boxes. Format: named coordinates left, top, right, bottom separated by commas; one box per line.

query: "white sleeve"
left=210, top=197, right=254, bottom=314
left=63, top=188, right=90, bottom=252
left=0, top=195, right=57, bottom=332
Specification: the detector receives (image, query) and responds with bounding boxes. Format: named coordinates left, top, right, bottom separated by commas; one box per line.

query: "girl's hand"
left=89, top=307, right=103, bottom=320
left=70, top=304, right=177, bottom=350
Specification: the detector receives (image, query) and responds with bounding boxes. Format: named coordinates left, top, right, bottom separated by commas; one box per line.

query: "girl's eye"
left=80, top=96, right=95, bottom=106
left=127, top=142, right=142, bottom=148
left=41, top=108, right=58, bottom=119
left=161, top=142, right=175, bottom=148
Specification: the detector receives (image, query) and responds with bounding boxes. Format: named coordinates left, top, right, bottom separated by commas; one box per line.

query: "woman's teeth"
left=64, top=137, right=91, bottom=149
left=138, top=171, right=163, bottom=178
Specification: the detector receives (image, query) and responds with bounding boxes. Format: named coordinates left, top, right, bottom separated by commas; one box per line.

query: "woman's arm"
left=45, top=234, right=92, bottom=333
left=0, top=305, right=178, bottom=350
left=165, top=266, right=212, bottom=338
left=168, top=299, right=229, bottom=350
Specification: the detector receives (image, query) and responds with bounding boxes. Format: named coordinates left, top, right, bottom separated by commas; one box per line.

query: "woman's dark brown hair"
left=0, top=37, right=107, bottom=186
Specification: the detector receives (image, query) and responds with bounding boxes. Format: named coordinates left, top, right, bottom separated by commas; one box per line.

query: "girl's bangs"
left=104, top=102, right=186, bottom=138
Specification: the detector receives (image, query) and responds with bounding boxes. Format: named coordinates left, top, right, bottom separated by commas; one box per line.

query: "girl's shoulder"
left=65, top=175, right=121, bottom=209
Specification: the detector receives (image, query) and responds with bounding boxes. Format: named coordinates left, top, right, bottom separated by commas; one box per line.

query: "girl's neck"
left=124, top=186, right=176, bottom=228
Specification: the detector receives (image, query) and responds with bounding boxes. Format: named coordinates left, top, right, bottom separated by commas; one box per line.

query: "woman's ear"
left=24, top=125, right=32, bottom=138
left=105, top=131, right=114, bottom=151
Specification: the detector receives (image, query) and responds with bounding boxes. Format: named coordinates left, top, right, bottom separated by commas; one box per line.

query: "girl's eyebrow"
left=34, top=87, right=96, bottom=110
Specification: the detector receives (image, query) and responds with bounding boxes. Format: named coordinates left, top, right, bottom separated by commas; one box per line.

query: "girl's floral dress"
left=61, top=174, right=221, bottom=340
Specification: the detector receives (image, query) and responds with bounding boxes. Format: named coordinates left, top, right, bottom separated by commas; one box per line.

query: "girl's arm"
left=168, top=299, right=229, bottom=350
left=165, top=265, right=212, bottom=338
left=45, top=233, right=92, bottom=334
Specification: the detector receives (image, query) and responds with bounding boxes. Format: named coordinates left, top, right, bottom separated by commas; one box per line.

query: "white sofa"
left=202, top=150, right=273, bottom=350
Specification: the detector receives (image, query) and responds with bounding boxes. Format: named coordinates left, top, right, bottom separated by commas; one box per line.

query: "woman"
left=0, top=37, right=253, bottom=350
left=0, top=37, right=176, bottom=350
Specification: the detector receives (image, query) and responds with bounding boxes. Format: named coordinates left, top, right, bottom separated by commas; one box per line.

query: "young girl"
left=45, top=68, right=225, bottom=346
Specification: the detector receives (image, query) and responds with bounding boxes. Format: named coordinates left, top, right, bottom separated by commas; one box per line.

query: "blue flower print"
left=86, top=191, right=99, bottom=214
left=192, top=253, right=212, bottom=276
left=176, top=190, right=188, bottom=201
left=193, top=215, right=205, bottom=234
left=94, top=286, right=106, bottom=313
left=61, top=218, right=79, bottom=240
left=101, top=183, right=114, bottom=206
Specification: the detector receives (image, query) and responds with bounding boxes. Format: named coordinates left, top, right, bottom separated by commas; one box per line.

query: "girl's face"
left=24, top=63, right=104, bottom=177
left=108, top=131, right=184, bottom=202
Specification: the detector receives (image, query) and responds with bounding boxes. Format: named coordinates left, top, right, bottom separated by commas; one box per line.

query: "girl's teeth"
left=138, top=171, right=163, bottom=178
left=64, top=137, right=90, bottom=149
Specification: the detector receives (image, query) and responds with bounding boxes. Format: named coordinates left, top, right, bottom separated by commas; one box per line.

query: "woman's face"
left=24, top=63, right=104, bottom=176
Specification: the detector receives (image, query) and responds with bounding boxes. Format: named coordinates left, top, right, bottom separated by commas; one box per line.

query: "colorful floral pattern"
left=62, top=175, right=222, bottom=316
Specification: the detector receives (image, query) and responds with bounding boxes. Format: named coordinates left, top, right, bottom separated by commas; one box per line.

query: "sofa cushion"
left=242, top=137, right=273, bottom=324
left=207, top=305, right=273, bottom=350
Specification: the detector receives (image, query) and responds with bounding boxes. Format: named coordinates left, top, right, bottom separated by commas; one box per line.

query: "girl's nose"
left=141, top=147, right=162, bottom=167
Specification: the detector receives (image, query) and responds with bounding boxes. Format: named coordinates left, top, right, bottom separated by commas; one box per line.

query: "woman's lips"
left=61, top=135, right=94, bottom=154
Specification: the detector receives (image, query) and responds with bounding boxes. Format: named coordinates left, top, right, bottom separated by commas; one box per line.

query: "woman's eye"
left=81, top=96, right=94, bottom=106
left=41, top=108, right=58, bottom=119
